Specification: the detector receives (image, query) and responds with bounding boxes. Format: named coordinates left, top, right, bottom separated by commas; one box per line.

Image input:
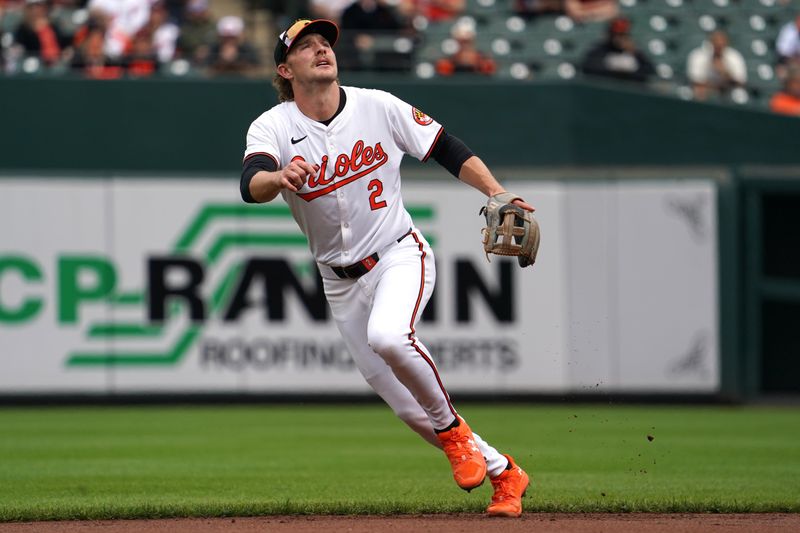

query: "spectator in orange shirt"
left=565, top=0, right=618, bottom=24
left=435, top=23, right=496, bottom=76
left=770, top=68, right=800, bottom=116
left=415, top=0, right=464, bottom=22
left=70, top=25, right=124, bottom=79
left=13, top=0, right=69, bottom=65
left=124, top=29, right=158, bottom=77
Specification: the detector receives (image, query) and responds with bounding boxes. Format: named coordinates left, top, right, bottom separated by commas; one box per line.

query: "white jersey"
left=244, top=86, right=443, bottom=267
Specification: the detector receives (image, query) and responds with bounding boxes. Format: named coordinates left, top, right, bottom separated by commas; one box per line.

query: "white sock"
left=472, top=431, right=509, bottom=478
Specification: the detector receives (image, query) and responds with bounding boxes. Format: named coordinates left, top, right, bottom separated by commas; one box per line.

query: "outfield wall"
left=3, top=77, right=798, bottom=399
left=0, top=174, right=718, bottom=396
left=1, top=76, right=799, bottom=173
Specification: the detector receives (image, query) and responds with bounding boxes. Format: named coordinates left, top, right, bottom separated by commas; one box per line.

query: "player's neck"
left=293, top=81, right=341, bottom=122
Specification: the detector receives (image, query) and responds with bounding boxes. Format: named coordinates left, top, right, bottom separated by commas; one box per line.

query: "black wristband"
left=241, top=154, right=278, bottom=203
left=429, top=132, right=474, bottom=179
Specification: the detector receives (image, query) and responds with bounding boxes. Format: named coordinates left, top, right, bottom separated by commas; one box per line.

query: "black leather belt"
left=331, top=228, right=413, bottom=280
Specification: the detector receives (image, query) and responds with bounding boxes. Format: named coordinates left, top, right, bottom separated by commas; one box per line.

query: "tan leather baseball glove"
left=480, top=192, right=540, bottom=267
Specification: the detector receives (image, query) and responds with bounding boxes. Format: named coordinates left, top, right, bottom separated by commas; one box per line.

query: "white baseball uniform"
left=244, top=86, right=507, bottom=476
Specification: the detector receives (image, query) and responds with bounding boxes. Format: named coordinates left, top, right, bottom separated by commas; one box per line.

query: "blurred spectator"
left=262, top=0, right=313, bottom=31
left=124, top=28, right=158, bottom=76
left=435, top=22, right=495, bottom=76
left=87, top=0, right=150, bottom=59
left=309, top=0, right=355, bottom=23
left=776, top=13, right=800, bottom=78
left=12, top=0, right=70, bottom=66
left=339, top=0, right=411, bottom=71
left=341, top=0, right=405, bottom=32
left=415, top=0, right=464, bottom=23
left=512, top=0, right=564, bottom=20
left=687, top=31, right=747, bottom=101
left=176, top=0, right=215, bottom=66
left=163, top=0, right=188, bottom=26
left=70, top=24, right=124, bottom=78
left=564, top=0, right=618, bottom=24
left=769, top=67, right=800, bottom=117
left=580, top=16, right=654, bottom=83
left=205, top=15, right=259, bottom=77
left=144, top=0, right=179, bottom=63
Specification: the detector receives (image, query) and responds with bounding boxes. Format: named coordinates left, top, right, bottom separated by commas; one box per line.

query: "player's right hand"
left=278, top=160, right=318, bottom=192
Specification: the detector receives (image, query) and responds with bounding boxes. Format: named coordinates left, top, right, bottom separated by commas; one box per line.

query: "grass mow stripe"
left=174, top=204, right=294, bottom=252
left=1, top=406, right=798, bottom=521
left=3, top=500, right=799, bottom=522
left=0, top=501, right=482, bottom=522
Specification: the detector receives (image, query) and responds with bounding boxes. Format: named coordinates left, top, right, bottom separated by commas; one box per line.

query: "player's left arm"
left=430, top=133, right=534, bottom=212
left=458, top=156, right=535, bottom=212
left=380, top=91, right=534, bottom=213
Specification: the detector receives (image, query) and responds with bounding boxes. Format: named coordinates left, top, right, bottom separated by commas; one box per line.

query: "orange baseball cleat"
left=436, top=416, right=487, bottom=491
left=486, top=455, right=530, bottom=517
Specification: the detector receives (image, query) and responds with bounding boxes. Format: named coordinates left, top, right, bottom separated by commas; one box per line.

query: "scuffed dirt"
left=0, top=514, right=798, bottom=533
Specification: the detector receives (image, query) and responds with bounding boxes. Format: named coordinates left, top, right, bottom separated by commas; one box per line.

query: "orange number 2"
left=368, top=179, right=387, bottom=210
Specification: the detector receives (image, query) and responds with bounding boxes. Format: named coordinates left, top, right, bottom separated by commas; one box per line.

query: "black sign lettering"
left=222, top=259, right=328, bottom=322
left=148, top=257, right=206, bottom=322
left=455, top=259, right=514, bottom=322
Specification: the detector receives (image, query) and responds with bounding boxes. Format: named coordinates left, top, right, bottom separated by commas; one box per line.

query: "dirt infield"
left=1, top=514, right=798, bottom=533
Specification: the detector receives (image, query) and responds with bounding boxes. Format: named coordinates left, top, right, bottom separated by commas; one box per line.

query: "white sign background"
left=0, top=177, right=718, bottom=394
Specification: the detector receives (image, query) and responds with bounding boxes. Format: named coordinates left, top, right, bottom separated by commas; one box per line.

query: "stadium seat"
left=50, top=6, right=87, bottom=40
left=162, top=59, right=203, bottom=78
left=0, top=8, right=23, bottom=33
left=465, top=0, right=511, bottom=18
left=747, top=61, right=782, bottom=91
left=520, top=15, right=566, bottom=39
left=537, top=59, right=579, bottom=81
left=739, top=0, right=794, bottom=15
left=730, top=34, right=778, bottom=63
left=646, top=0, right=689, bottom=14
left=685, top=12, right=731, bottom=34
left=692, top=0, right=738, bottom=16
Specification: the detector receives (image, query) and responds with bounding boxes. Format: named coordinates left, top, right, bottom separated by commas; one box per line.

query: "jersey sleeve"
left=244, top=113, right=282, bottom=168
left=382, top=92, right=444, bottom=162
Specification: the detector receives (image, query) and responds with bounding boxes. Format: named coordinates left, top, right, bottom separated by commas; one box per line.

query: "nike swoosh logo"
left=291, top=135, right=307, bottom=144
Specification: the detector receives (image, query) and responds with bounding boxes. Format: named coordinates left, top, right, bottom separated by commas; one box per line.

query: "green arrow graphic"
left=67, top=202, right=435, bottom=367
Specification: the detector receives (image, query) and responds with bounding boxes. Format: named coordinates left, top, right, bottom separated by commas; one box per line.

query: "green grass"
left=0, top=404, right=799, bottom=521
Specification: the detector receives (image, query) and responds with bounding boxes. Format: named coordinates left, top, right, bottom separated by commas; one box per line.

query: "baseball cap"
left=274, top=19, right=339, bottom=66
left=217, top=15, right=244, bottom=37
left=187, top=0, right=209, bottom=14
left=609, top=17, right=631, bottom=34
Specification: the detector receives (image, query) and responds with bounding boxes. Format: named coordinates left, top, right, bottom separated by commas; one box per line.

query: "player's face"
left=284, top=33, right=338, bottom=84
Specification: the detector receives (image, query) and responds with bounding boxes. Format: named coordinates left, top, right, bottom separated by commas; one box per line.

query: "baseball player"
left=240, top=19, right=532, bottom=517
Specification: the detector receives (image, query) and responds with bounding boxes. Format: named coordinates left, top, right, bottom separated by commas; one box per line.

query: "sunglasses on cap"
left=274, top=19, right=339, bottom=65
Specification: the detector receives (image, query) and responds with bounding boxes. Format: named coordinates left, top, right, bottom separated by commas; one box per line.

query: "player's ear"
left=277, top=63, right=293, bottom=81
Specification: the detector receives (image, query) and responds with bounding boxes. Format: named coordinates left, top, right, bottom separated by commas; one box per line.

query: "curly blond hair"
left=272, top=73, right=294, bottom=102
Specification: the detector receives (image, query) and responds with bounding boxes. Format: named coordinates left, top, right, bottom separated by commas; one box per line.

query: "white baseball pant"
left=321, top=228, right=508, bottom=477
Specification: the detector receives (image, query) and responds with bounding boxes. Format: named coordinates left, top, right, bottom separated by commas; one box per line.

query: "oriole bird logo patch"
left=412, top=107, right=433, bottom=126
